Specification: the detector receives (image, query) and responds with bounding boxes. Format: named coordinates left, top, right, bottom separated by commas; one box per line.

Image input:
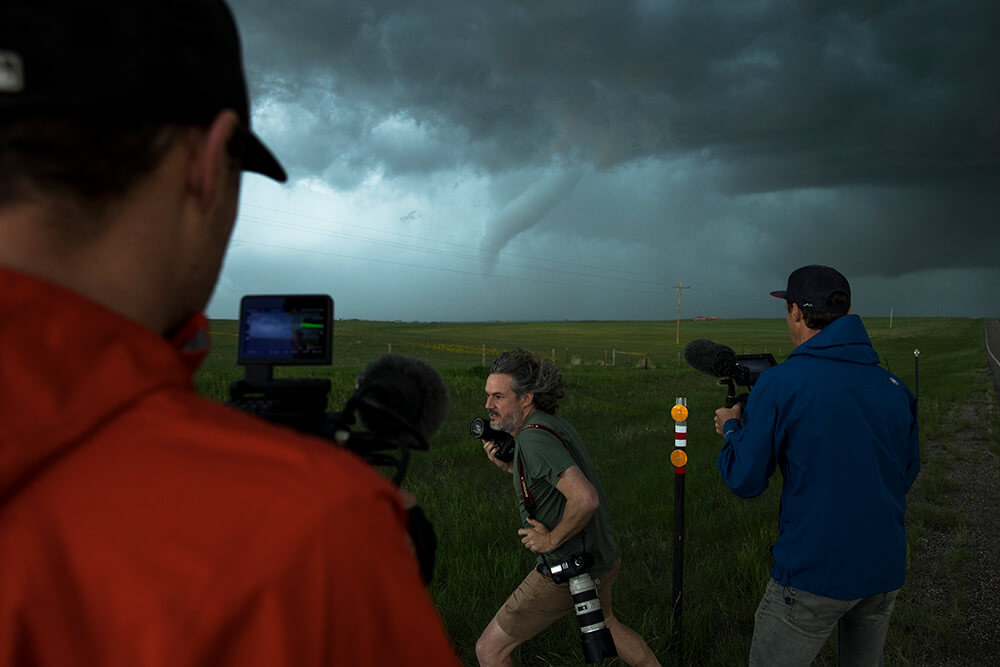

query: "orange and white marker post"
left=671, top=399, right=689, bottom=471
left=670, top=397, right=688, bottom=658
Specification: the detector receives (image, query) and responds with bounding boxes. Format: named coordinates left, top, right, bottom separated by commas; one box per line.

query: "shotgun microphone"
left=352, top=354, right=450, bottom=448
left=352, top=354, right=448, bottom=584
left=683, top=338, right=738, bottom=378
left=684, top=339, right=778, bottom=408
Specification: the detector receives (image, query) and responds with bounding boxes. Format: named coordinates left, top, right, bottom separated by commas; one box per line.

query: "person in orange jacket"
left=0, top=1, right=461, bottom=665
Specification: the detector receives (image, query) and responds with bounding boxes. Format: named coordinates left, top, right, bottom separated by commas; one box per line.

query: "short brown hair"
left=787, top=291, right=849, bottom=330
left=0, top=115, right=181, bottom=237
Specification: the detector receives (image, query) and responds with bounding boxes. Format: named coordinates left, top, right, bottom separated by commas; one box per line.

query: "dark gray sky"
left=207, top=0, right=999, bottom=321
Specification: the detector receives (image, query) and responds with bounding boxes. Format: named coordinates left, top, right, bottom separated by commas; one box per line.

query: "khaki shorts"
left=495, top=558, right=620, bottom=641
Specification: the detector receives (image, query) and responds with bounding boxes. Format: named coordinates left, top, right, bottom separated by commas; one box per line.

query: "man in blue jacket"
left=714, top=265, right=920, bottom=666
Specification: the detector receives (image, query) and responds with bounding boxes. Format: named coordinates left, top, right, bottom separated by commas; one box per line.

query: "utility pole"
left=674, top=282, right=690, bottom=344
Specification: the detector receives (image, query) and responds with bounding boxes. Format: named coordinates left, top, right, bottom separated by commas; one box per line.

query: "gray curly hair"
left=489, top=348, right=566, bottom=414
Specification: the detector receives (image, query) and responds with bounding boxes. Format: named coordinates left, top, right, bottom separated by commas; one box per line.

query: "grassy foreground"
left=195, top=316, right=990, bottom=666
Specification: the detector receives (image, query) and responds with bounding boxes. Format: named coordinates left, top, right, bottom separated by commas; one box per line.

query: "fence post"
left=670, top=398, right=689, bottom=663
left=482, top=344, right=486, bottom=367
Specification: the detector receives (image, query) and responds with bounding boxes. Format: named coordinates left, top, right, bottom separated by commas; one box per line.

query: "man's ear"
left=789, top=302, right=805, bottom=323
left=519, top=391, right=534, bottom=409
left=187, top=110, right=241, bottom=213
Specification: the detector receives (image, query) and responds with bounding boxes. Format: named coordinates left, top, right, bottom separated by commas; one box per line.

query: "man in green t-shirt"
left=475, top=348, right=660, bottom=667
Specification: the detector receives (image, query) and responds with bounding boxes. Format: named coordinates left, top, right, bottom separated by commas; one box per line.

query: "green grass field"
left=195, top=316, right=991, bottom=666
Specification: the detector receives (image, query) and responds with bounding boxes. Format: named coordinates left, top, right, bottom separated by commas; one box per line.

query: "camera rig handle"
left=719, top=377, right=738, bottom=408
left=719, top=378, right=751, bottom=409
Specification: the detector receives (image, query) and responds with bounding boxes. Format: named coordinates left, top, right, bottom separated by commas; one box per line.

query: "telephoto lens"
left=569, top=572, right=618, bottom=663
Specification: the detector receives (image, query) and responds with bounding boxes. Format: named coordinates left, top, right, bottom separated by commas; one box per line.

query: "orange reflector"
left=671, top=404, right=689, bottom=422
left=670, top=449, right=688, bottom=467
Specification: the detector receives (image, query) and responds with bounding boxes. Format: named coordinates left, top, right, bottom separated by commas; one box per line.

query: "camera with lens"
left=683, top=338, right=777, bottom=409
left=226, top=295, right=448, bottom=585
left=226, top=294, right=444, bottom=486
left=720, top=353, right=777, bottom=408
left=469, top=417, right=516, bottom=463
left=546, top=553, right=618, bottom=663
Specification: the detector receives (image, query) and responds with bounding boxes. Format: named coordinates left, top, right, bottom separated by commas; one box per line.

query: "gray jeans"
left=749, top=578, right=899, bottom=667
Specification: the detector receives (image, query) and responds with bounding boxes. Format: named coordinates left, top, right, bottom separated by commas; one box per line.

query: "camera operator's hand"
left=714, top=404, right=743, bottom=436
left=517, top=518, right=554, bottom=553
left=483, top=439, right=513, bottom=473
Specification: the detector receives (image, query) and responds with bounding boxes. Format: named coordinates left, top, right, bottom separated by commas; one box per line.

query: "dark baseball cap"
left=771, top=265, right=851, bottom=313
left=0, top=0, right=286, bottom=182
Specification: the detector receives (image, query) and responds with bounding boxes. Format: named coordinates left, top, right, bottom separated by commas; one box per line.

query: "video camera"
left=227, top=294, right=446, bottom=486
left=683, top=339, right=776, bottom=408
left=226, top=295, right=448, bottom=586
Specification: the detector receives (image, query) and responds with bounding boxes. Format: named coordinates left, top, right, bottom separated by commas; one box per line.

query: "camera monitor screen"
left=237, top=294, right=333, bottom=366
left=735, top=353, right=777, bottom=376
left=734, top=352, right=778, bottom=387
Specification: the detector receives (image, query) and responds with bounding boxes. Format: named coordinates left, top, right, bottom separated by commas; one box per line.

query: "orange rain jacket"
left=0, top=268, right=461, bottom=666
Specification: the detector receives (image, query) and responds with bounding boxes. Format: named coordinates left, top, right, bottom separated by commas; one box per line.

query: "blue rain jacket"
left=718, top=314, right=919, bottom=600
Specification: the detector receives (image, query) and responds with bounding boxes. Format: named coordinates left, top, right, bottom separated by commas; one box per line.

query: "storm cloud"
left=208, top=0, right=999, bottom=321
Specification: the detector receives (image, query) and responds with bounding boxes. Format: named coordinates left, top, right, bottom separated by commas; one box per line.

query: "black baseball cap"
left=770, top=265, right=851, bottom=313
left=0, top=0, right=286, bottom=182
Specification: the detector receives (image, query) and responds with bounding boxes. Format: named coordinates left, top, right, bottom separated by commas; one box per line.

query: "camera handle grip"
left=725, top=392, right=750, bottom=409
left=720, top=377, right=737, bottom=407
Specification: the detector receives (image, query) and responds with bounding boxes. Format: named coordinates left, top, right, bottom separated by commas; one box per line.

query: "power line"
left=243, top=202, right=653, bottom=279
left=229, top=237, right=668, bottom=297
left=236, top=202, right=665, bottom=287
left=231, top=201, right=741, bottom=310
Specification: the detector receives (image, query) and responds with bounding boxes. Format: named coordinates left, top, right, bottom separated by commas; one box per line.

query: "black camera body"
left=228, top=294, right=335, bottom=429
left=546, top=553, right=618, bottom=663
left=722, top=353, right=777, bottom=408
left=470, top=417, right=516, bottom=463
left=731, top=353, right=777, bottom=388
left=226, top=294, right=441, bottom=585
left=684, top=339, right=779, bottom=408
left=547, top=552, right=594, bottom=584
left=227, top=294, right=419, bottom=485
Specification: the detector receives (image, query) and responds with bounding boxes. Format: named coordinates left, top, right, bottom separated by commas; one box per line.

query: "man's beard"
left=493, top=403, right=523, bottom=435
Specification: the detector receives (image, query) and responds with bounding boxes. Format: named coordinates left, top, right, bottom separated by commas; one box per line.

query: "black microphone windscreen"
left=683, top=338, right=738, bottom=378
left=354, top=354, right=449, bottom=442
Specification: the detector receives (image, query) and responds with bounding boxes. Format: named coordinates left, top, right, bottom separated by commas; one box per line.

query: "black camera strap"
left=515, top=422, right=587, bottom=557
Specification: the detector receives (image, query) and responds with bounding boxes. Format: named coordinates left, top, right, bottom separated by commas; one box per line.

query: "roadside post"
left=670, top=397, right=688, bottom=661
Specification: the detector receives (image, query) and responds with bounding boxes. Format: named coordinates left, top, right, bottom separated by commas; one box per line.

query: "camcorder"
left=469, top=417, right=516, bottom=463
left=227, top=295, right=449, bottom=583
left=227, top=294, right=446, bottom=484
left=683, top=338, right=777, bottom=407
left=720, top=352, right=776, bottom=406
left=546, top=553, right=617, bottom=663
